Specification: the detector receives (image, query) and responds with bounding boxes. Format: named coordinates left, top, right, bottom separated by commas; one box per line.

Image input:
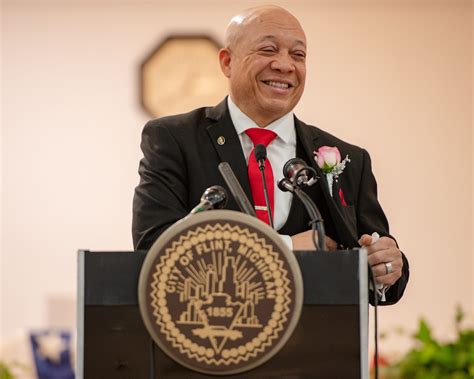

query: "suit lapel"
left=294, top=118, right=358, bottom=247
left=205, top=99, right=254, bottom=205
left=294, top=119, right=332, bottom=200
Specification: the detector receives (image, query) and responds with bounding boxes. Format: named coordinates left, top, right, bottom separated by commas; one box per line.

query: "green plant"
left=0, top=361, right=16, bottom=379
left=394, top=306, right=474, bottom=379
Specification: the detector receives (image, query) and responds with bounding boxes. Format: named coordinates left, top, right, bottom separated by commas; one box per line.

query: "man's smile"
left=262, top=80, right=291, bottom=89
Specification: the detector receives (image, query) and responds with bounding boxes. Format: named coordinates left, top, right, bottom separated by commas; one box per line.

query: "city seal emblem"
left=138, top=210, right=303, bottom=375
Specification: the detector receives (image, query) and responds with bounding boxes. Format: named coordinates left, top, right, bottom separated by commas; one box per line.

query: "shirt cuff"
left=376, top=285, right=388, bottom=302
left=369, top=281, right=390, bottom=302
left=278, top=234, right=293, bottom=250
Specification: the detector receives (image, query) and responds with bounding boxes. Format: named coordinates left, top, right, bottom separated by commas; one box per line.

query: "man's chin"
left=259, top=100, right=294, bottom=118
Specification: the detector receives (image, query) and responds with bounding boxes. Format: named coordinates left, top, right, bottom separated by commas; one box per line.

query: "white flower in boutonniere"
left=314, top=146, right=351, bottom=196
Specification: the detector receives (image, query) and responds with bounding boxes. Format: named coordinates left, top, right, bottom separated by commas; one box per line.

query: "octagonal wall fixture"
left=140, top=35, right=229, bottom=118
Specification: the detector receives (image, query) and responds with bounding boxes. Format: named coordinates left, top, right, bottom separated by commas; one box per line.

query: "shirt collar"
left=227, top=96, right=295, bottom=144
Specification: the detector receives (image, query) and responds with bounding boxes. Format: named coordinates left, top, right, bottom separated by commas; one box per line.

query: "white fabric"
left=227, top=97, right=295, bottom=249
left=369, top=232, right=389, bottom=302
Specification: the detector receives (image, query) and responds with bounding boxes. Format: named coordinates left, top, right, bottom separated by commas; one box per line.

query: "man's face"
left=220, top=9, right=307, bottom=126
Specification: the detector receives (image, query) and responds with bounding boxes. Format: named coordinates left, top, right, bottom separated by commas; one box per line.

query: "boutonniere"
left=314, top=146, right=351, bottom=196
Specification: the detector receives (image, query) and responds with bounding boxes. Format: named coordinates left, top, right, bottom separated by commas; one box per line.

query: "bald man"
left=132, top=5, right=409, bottom=304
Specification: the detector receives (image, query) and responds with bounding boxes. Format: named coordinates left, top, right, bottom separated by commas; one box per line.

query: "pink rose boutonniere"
left=314, top=146, right=351, bottom=196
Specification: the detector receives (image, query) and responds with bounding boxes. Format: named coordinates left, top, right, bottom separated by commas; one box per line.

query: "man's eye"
left=260, top=47, right=276, bottom=53
left=293, top=51, right=306, bottom=59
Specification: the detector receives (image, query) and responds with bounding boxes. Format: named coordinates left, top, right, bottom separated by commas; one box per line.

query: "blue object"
left=29, top=330, right=75, bottom=379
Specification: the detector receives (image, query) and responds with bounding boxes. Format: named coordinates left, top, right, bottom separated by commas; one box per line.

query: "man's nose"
left=270, top=53, right=295, bottom=72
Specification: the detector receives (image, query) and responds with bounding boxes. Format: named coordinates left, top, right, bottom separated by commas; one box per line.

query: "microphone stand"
left=293, top=187, right=325, bottom=250
left=254, top=144, right=274, bottom=229
left=258, top=161, right=274, bottom=229
left=278, top=178, right=325, bottom=250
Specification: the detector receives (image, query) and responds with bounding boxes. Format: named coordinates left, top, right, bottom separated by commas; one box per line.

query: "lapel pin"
left=217, top=136, right=225, bottom=145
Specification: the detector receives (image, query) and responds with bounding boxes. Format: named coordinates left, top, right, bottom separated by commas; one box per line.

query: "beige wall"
left=0, top=0, right=4, bottom=348
left=1, top=0, right=472, bottom=359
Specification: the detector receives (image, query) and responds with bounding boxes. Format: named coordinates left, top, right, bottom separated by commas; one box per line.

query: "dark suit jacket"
left=132, top=98, right=409, bottom=305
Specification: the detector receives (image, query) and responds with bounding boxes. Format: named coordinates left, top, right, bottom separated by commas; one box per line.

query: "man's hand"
left=291, top=230, right=337, bottom=251
left=359, top=234, right=403, bottom=286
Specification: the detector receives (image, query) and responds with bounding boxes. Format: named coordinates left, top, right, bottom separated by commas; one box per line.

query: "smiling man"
left=132, top=5, right=409, bottom=305
left=219, top=7, right=307, bottom=127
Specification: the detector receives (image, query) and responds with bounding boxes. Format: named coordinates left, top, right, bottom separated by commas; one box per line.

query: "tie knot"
left=245, top=128, right=277, bottom=147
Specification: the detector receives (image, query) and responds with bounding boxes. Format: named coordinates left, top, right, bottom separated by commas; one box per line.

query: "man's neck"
left=227, top=96, right=293, bottom=128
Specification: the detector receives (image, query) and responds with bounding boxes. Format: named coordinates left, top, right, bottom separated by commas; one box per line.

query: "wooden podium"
left=77, top=250, right=368, bottom=378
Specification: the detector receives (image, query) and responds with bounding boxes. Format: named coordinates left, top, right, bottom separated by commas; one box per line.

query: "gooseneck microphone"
left=254, top=144, right=267, bottom=168
left=279, top=157, right=326, bottom=250
left=190, top=186, right=227, bottom=214
left=283, top=158, right=318, bottom=187
left=254, top=144, right=274, bottom=229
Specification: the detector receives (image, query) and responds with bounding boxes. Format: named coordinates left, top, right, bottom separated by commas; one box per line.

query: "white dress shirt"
left=227, top=97, right=295, bottom=247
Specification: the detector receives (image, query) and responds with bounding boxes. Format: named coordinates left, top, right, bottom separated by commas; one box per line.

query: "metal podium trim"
left=359, top=248, right=368, bottom=379
left=76, top=250, right=85, bottom=379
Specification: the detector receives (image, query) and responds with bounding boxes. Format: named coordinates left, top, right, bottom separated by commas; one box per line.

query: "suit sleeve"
left=356, top=149, right=409, bottom=305
left=132, top=121, right=189, bottom=250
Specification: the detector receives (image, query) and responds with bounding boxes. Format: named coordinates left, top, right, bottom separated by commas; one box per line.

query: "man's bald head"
left=219, top=5, right=307, bottom=127
left=224, top=6, right=306, bottom=50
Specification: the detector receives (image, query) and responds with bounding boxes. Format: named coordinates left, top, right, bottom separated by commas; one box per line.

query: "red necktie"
left=245, top=128, right=277, bottom=225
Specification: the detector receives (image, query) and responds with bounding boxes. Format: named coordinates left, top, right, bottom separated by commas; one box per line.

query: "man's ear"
left=218, top=48, right=232, bottom=78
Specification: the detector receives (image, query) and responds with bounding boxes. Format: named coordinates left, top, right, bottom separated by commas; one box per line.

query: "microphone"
left=255, top=144, right=267, bottom=168
left=218, top=162, right=256, bottom=217
left=279, top=157, right=325, bottom=250
left=283, top=158, right=317, bottom=187
left=277, top=178, right=295, bottom=193
left=254, top=144, right=274, bottom=229
left=190, top=186, right=227, bottom=214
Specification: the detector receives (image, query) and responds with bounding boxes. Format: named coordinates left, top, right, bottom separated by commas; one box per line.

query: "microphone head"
left=200, top=185, right=227, bottom=209
left=283, top=158, right=317, bottom=187
left=283, top=158, right=308, bottom=181
left=254, top=144, right=267, bottom=162
left=278, top=178, right=295, bottom=193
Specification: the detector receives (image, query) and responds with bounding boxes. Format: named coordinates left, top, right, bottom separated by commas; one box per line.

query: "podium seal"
left=139, top=210, right=303, bottom=375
